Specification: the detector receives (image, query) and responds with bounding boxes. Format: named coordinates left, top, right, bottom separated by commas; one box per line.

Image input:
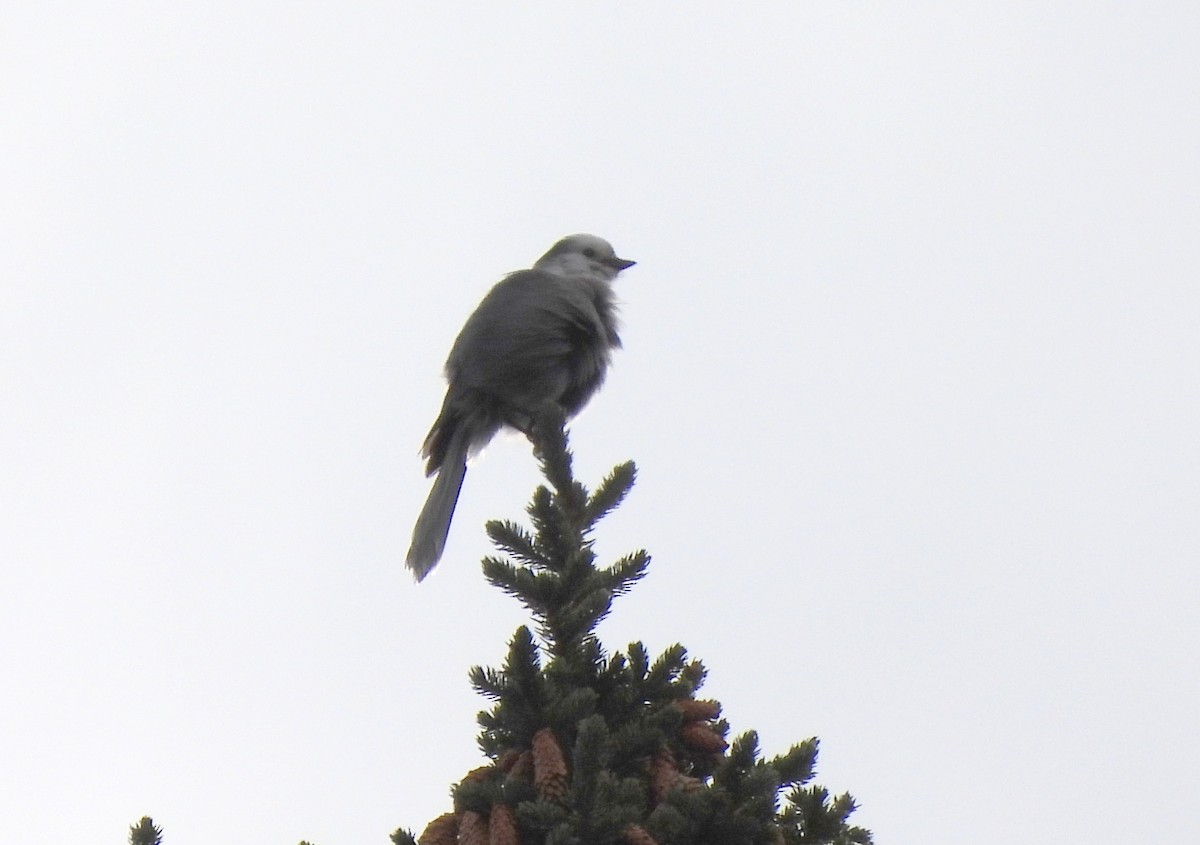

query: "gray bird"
left=406, top=234, right=636, bottom=580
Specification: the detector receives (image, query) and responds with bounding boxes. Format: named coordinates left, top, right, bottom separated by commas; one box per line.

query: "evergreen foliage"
left=399, top=413, right=872, bottom=845
left=128, top=817, right=163, bottom=845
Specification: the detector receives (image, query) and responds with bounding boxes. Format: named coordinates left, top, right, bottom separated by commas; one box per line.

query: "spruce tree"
left=128, top=816, right=163, bottom=845
left=394, top=412, right=872, bottom=845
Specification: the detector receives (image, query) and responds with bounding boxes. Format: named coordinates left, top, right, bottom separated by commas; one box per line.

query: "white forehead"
left=549, top=233, right=616, bottom=256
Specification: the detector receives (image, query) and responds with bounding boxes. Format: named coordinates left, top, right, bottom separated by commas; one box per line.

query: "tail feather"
left=421, top=394, right=465, bottom=475
left=406, top=430, right=469, bottom=581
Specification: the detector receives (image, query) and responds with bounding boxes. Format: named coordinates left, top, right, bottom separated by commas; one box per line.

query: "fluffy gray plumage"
left=406, top=234, right=636, bottom=580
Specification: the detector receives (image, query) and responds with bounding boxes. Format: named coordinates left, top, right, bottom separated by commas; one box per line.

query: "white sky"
left=2, top=3, right=1198, bottom=843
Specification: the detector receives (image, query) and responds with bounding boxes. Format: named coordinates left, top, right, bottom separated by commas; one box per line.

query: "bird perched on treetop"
left=406, top=234, right=636, bottom=581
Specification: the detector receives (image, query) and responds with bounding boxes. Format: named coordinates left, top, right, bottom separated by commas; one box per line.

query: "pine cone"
left=418, top=812, right=458, bottom=845
left=495, top=749, right=522, bottom=772
left=459, top=766, right=496, bottom=789
left=648, top=747, right=681, bottom=805
left=532, top=727, right=569, bottom=801
left=622, top=824, right=659, bottom=845
left=505, top=750, right=533, bottom=782
left=488, top=804, right=518, bottom=845
left=680, top=722, right=728, bottom=753
left=457, top=810, right=488, bottom=845
left=674, top=698, right=721, bottom=722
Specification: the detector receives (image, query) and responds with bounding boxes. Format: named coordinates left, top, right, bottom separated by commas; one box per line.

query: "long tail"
left=406, top=427, right=470, bottom=581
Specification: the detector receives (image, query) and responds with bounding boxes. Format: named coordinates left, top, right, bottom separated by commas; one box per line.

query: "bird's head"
left=534, top=234, right=636, bottom=281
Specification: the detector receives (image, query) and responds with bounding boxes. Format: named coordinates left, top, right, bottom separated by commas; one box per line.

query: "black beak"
left=605, top=256, right=636, bottom=271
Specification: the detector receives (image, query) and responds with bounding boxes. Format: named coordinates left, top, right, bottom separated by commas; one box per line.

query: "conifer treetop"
left=128, top=817, right=163, bottom=845
left=397, top=417, right=873, bottom=845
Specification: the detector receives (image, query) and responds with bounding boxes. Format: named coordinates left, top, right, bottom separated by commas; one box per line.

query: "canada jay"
left=406, top=234, right=636, bottom=580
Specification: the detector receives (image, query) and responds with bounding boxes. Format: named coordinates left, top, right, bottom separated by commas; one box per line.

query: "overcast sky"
left=2, top=3, right=1198, bottom=844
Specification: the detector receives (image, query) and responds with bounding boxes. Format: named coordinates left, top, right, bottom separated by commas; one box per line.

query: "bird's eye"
left=582, top=247, right=597, bottom=258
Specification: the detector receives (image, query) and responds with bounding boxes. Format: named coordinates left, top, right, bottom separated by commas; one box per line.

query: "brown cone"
left=457, top=810, right=488, bottom=845
left=680, top=721, right=729, bottom=753
left=532, top=727, right=569, bottom=801
left=674, top=698, right=722, bottom=722
left=506, top=750, right=533, bottom=782
left=417, top=812, right=458, bottom=845
left=488, top=804, right=518, bottom=845
left=459, top=766, right=495, bottom=789
left=648, top=747, right=681, bottom=805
